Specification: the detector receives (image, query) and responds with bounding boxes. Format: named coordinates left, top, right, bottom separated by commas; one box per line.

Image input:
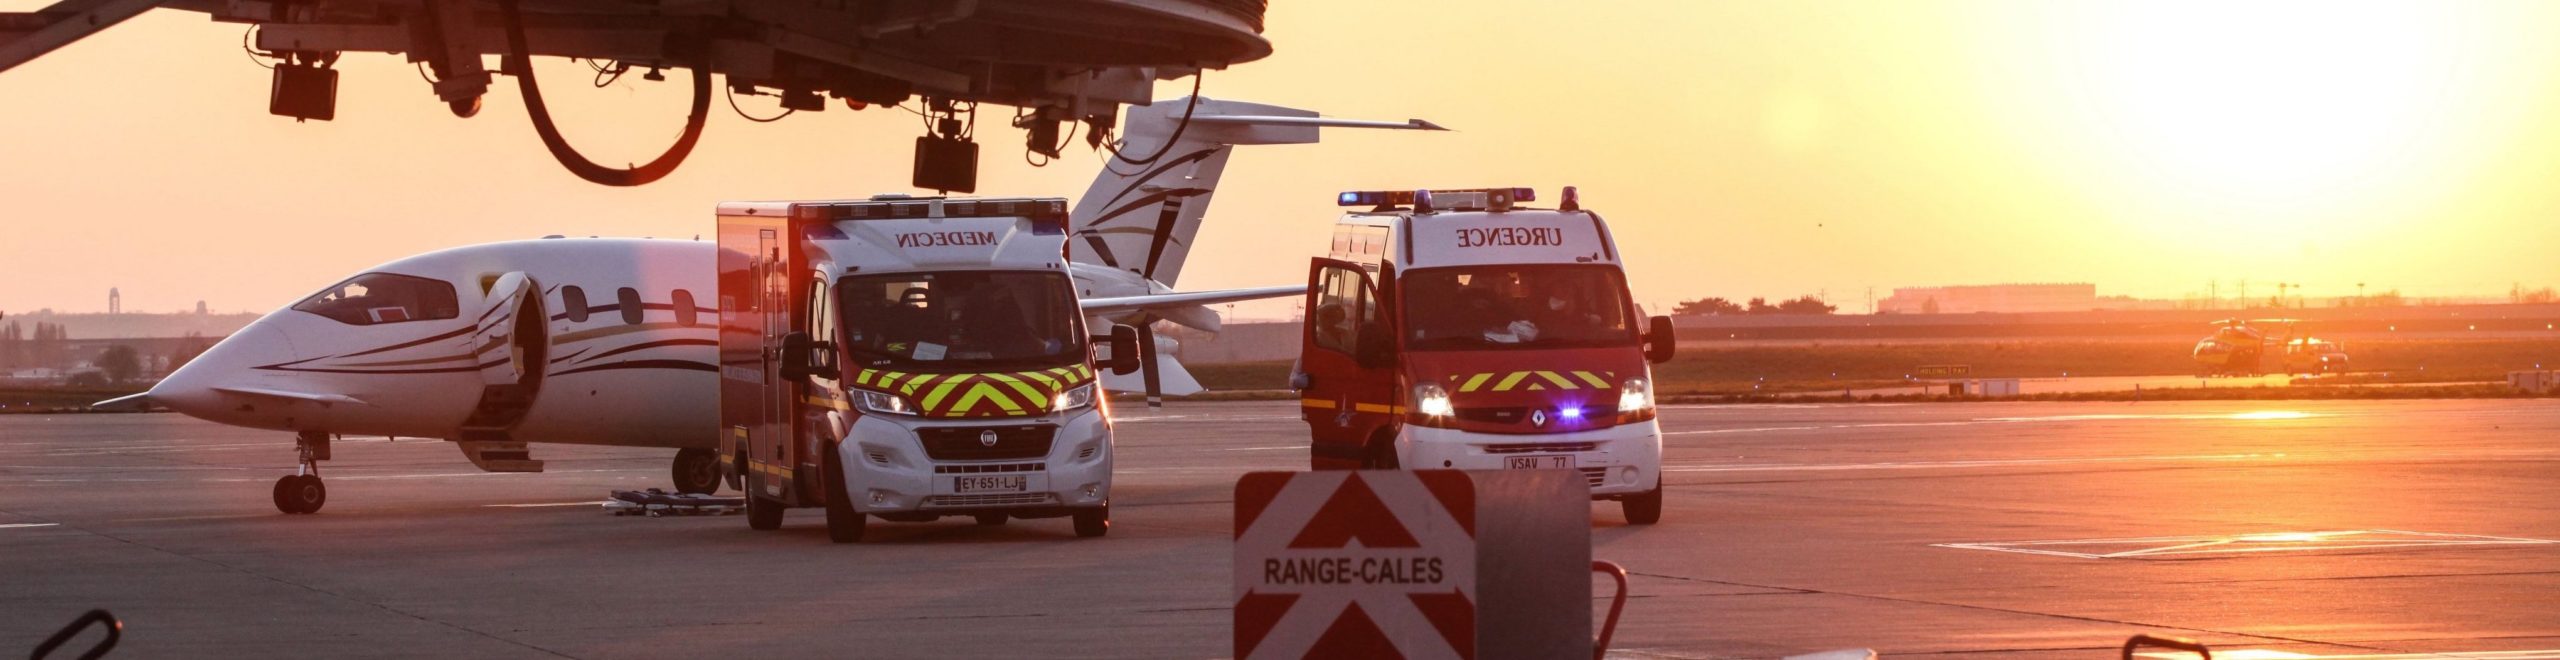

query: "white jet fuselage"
left=157, top=239, right=716, bottom=448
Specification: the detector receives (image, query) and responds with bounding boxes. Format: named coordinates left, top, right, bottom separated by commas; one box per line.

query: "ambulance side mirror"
left=781, top=332, right=839, bottom=381
left=1096, top=324, right=1142, bottom=376
left=1644, top=316, right=1676, bottom=364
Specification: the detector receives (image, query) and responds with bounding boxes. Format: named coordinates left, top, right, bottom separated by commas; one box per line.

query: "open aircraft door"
left=457, top=271, right=547, bottom=472
left=1298, top=258, right=1400, bottom=469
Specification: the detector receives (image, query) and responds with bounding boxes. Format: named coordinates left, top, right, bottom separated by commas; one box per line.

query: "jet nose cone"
left=154, top=322, right=294, bottom=419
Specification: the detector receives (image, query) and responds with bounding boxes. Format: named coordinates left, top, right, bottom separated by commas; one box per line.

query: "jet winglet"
left=90, top=392, right=152, bottom=409
left=1080, top=284, right=1305, bottom=317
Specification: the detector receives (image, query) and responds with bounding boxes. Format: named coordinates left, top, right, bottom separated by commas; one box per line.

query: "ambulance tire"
left=1072, top=506, right=1109, bottom=538
left=1362, top=436, right=1400, bottom=470
left=822, top=448, right=866, bottom=544
left=745, top=471, right=784, bottom=531
left=672, top=448, right=720, bottom=494
left=1622, top=481, right=1663, bottom=526
left=973, top=514, right=1008, bottom=526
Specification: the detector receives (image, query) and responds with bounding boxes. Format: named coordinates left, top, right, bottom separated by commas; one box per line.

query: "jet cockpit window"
left=291, top=273, right=461, bottom=326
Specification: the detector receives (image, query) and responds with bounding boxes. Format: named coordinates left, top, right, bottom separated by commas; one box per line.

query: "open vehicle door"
left=1297, top=258, right=1400, bottom=469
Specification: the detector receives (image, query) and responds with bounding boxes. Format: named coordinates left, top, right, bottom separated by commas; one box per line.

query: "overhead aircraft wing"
left=1080, top=285, right=1304, bottom=316
left=1186, top=115, right=1449, bottom=131
left=212, top=386, right=370, bottom=407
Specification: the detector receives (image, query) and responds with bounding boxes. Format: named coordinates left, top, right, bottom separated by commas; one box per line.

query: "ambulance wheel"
left=1622, top=481, right=1662, bottom=526
left=974, top=514, right=1008, bottom=526
left=671, top=448, right=720, bottom=494
left=275, top=475, right=325, bottom=514
left=1072, top=506, right=1109, bottom=538
left=822, top=449, right=865, bottom=543
left=1362, top=439, right=1400, bottom=470
left=744, top=472, right=784, bottom=531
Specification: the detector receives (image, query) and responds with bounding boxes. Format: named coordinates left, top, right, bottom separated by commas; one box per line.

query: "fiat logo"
left=1529, top=409, right=1548, bottom=428
left=979, top=430, right=999, bottom=447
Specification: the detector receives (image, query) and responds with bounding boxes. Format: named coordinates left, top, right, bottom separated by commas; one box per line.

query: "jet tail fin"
left=1068, top=97, right=1444, bottom=289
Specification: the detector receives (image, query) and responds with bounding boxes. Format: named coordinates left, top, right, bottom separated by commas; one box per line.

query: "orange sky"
left=5, top=0, right=2559, bottom=317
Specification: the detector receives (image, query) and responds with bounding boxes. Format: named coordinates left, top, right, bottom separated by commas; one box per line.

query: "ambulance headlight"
left=1617, top=378, right=1656, bottom=422
left=1052, top=383, right=1098, bottom=413
left=1410, top=383, right=1455, bottom=428
left=857, top=390, right=920, bottom=416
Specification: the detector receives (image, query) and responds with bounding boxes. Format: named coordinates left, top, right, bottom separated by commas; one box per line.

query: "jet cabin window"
left=1402, top=265, right=1634, bottom=350
left=837, top=271, right=1078, bottom=369
left=292, top=273, right=460, bottom=326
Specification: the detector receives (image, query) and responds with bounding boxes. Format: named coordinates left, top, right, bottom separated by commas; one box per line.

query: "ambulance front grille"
left=1580, top=467, right=1608, bottom=488
left=926, top=493, right=1056, bottom=507
left=934, top=462, right=1046, bottom=474
left=918, top=425, right=1056, bottom=461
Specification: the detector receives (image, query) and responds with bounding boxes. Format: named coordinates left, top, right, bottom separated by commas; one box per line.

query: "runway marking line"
left=1664, top=411, right=2325, bottom=437
left=1937, top=529, right=2560, bottom=560
left=0, top=523, right=60, bottom=530
left=1664, top=453, right=2281, bottom=473
left=2140, top=650, right=2560, bottom=659
left=485, top=501, right=611, bottom=508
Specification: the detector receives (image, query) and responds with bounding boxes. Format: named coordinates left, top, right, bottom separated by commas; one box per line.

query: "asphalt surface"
left=3, top=400, right=2556, bottom=659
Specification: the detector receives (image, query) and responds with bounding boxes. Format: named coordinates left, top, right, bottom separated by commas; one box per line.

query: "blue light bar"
left=1335, top=187, right=1537, bottom=209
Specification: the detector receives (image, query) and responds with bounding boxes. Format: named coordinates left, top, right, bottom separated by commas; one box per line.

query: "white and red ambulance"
left=1293, top=187, right=1676, bottom=524
left=719, top=195, right=1139, bottom=542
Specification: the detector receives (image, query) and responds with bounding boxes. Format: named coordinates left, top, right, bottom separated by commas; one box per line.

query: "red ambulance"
left=1294, top=187, right=1676, bottom=523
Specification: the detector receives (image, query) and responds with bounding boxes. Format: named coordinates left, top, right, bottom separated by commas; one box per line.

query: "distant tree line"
left=0, top=321, right=211, bottom=385
left=0, top=321, right=72, bottom=369
left=1672, top=296, right=1837, bottom=316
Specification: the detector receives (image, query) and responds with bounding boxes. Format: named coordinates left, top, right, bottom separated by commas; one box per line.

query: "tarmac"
left=3, top=399, right=2556, bottom=658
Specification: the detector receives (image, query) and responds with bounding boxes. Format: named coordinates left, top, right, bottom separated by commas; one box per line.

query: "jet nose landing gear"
left=273, top=431, right=331, bottom=514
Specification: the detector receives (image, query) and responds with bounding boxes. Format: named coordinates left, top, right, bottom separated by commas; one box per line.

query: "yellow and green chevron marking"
left=1448, top=370, right=1617, bottom=393
left=851, top=364, right=1095, bottom=418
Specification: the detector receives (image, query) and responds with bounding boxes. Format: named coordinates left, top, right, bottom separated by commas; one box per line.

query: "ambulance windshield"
left=838, top=271, right=1081, bottom=369
left=1401, top=265, right=1635, bottom=351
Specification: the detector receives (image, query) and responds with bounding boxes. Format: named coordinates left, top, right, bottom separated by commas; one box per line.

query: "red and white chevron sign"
left=1234, top=470, right=1480, bottom=660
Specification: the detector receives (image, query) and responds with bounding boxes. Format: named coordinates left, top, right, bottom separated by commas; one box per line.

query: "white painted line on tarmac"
left=1664, top=425, right=1828, bottom=436
left=1116, top=414, right=1303, bottom=424
left=0, top=523, right=60, bottom=529
left=2141, top=649, right=2560, bottom=659
left=1665, top=452, right=2279, bottom=473
left=112, top=513, right=283, bottom=523
left=1220, top=446, right=1300, bottom=452
left=1664, top=411, right=2326, bottom=437
left=486, top=501, right=610, bottom=508
left=1938, top=529, right=2560, bottom=560
left=330, top=468, right=637, bottom=481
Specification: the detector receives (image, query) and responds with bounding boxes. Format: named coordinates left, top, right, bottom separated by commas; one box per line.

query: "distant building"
left=1878, top=283, right=2134, bottom=314
left=108, top=288, right=121, bottom=315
